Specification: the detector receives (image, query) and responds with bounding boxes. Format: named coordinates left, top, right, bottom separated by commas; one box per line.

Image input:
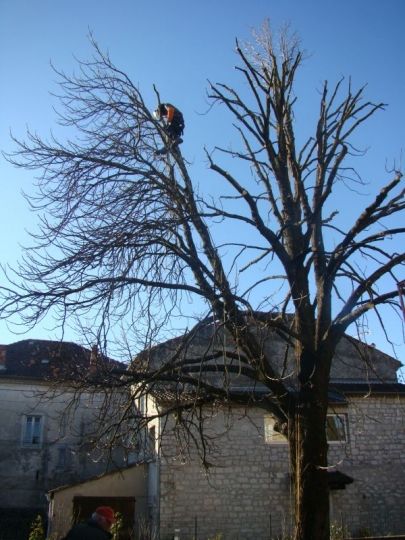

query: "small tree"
left=28, top=515, right=46, bottom=540
left=1, top=24, right=404, bottom=540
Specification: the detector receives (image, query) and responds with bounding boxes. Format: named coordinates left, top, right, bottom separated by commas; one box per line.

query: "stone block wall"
left=329, top=395, right=405, bottom=536
left=0, top=380, right=115, bottom=509
left=158, top=395, right=405, bottom=539
left=159, top=407, right=291, bottom=540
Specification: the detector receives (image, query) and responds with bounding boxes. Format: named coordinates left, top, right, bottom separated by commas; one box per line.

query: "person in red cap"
left=62, top=506, right=116, bottom=539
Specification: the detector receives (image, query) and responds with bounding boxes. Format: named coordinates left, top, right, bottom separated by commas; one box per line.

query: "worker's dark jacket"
left=62, top=519, right=112, bottom=540
left=163, top=103, right=184, bottom=138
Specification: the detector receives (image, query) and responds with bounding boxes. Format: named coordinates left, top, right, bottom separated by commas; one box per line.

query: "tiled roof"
left=0, top=339, right=121, bottom=381
left=132, top=315, right=402, bottom=382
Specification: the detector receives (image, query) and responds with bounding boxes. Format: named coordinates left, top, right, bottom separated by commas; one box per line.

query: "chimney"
left=0, top=346, right=7, bottom=371
left=89, top=345, right=98, bottom=375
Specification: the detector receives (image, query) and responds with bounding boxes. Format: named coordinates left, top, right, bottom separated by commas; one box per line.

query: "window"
left=148, top=425, right=156, bottom=455
left=264, top=413, right=348, bottom=444
left=326, top=414, right=348, bottom=442
left=264, top=416, right=287, bottom=444
left=139, top=395, right=145, bottom=414
left=56, top=446, right=71, bottom=470
left=59, top=413, right=67, bottom=438
left=22, top=415, right=43, bottom=447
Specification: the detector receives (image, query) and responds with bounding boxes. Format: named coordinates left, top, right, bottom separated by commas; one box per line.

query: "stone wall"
left=158, top=395, right=405, bottom=539
left=329, top=395, right=405, bottom=536
left=159, top=407, right=290, bottom=540
left=0, top=379, right=113, bottom=509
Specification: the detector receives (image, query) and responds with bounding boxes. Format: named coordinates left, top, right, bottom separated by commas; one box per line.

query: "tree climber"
left=153, top=103, right=185, bottom=155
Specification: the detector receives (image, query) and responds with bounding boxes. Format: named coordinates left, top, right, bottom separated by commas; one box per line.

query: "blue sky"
left=0, top=0, right=404, bottom=368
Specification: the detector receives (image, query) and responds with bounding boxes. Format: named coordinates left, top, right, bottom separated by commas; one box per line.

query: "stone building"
left=0, top=339, right=126, bottom=538
left=46, top=322, right=405, bottom=539
left=143, top=322, right=405, bottom=539
left=154, top=386, right=404, bottom=539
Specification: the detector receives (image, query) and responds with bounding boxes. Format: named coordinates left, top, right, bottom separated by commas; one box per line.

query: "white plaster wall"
left=48, top=463, right=149, bottom=539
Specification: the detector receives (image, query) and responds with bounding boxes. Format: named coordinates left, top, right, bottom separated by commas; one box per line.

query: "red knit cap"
left=96, top=506, right=116, bottom=524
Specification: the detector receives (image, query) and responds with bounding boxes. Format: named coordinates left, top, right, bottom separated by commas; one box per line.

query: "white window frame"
left=264, top=413, right=349, bottom=444
left=264, top=415, right=288, bottom=444
left=21, top=414, right=44, bottom=448
left=55, top=445, right=71, bottom=470
left=326, top=413, right=348, bottom=443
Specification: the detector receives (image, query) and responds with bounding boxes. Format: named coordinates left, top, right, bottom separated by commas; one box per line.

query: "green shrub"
left=28, top=515, right=45, bottom=540
left=111, top=511, right=124, bottom=540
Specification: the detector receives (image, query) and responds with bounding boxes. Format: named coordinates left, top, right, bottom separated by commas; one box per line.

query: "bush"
left=28, top=515, right=45, bottom=540
left=110, top=511, right=123, bottom=540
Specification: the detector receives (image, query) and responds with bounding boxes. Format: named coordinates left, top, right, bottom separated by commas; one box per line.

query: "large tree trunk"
left=290, top=386, right=330, bottom=540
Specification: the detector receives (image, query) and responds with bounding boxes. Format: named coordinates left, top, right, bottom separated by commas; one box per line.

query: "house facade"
left=46, top=326, right=405, bottom=539
left=0, top=338, right=126, bottom=535
left=147, top=328, right=405, bottom=539
left=155, top=388, right=404, bottom=539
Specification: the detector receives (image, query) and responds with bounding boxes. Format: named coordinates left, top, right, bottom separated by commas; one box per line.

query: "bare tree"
left=1, top=25, right=404, bottom=539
